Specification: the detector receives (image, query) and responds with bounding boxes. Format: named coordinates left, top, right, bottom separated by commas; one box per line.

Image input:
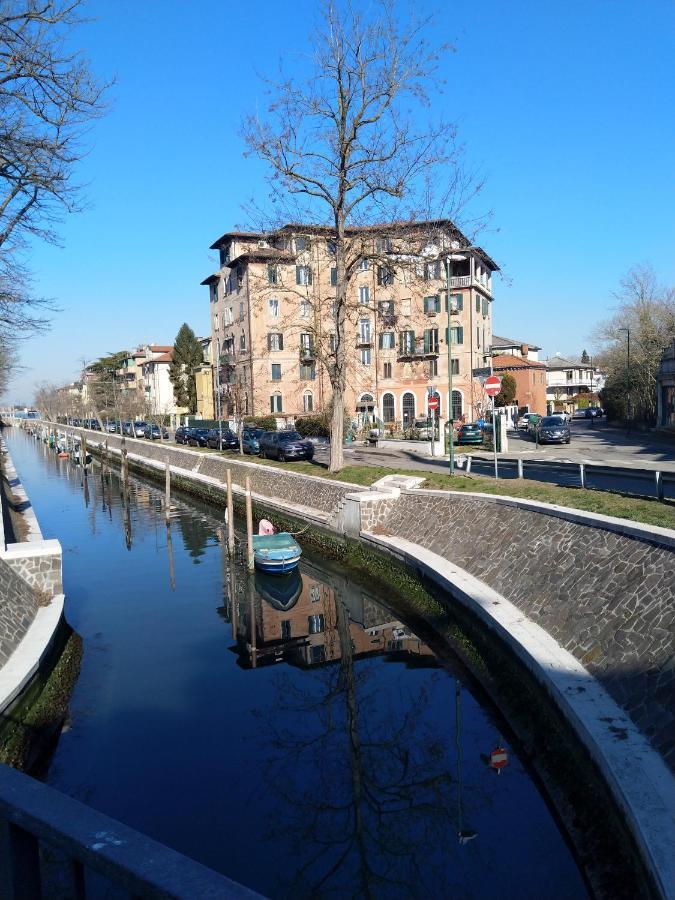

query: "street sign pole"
left=484, top=375, right=502, bottom=480
left=492, top=405, right=498, bottom=479
left=446, top=261, right=454, bottom=476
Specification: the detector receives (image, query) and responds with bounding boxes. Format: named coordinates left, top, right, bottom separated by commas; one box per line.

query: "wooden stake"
left=165, top=460, right=171, bottom=522
left=245, top=476, right=254, bottom=573
left=81, top=433, right=88, bottom=473
left=226, top=469, right=235, bottom=557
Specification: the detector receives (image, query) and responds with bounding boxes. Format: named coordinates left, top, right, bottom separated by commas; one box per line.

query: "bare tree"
left=0, top=0, right=108, bottom=352
left=593, top=265, right=675, bottom=424
left=244, top=1, right=484, bottom=471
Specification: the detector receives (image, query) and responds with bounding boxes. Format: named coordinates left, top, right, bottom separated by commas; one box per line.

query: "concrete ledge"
left=413, top=486, right=675, bottom=550
left=0, top=442, right=43, bottom=543
left=0, top=594, right=65, bottom=713
left=363, top=531, right=675, bottom=900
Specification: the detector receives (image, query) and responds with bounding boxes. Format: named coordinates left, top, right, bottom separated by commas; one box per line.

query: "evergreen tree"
left=581, top=349, right=590, bottom=364
left=169, top=324, right=203, bottom=413
left=494, top=372, right=517, bottom=407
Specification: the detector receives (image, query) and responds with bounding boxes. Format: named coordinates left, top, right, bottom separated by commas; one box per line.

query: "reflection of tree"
left=178, top=512, right=210, bottom=564
left=259, top=594, right=457, bottom=899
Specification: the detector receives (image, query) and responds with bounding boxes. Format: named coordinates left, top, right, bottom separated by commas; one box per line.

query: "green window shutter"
left=307, top=267, right=313, bottom=285
left=423, top=329, right=430, bottom=353
left=399, top=332, right=404, bottom=353
left=279, top=334, right=284, bottom=351
left=267, top=334, right=272, bottom=351
left=331, top=267, right=337, bottom=286
left=454, top=293, right=463, bottom=311
left=482, top=298, right=489, bottom=316
left=456, top=326, right=464, bottom=344
left=476, top=296, right=480, bottom=312
left=378, top=334, right=384, bottom=349
left=295, top=266, right=301, bottom=285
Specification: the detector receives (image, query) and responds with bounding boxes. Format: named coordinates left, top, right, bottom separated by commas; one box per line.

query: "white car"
left=517, top=413, right=535, bottom=430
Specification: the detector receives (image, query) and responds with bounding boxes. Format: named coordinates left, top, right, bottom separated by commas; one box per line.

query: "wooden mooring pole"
left=245, top=476, right=254, bottom=573
left=81, top=433, right=88, bottom=474
left=165, top=460, right=171, bottom=523
left=226, top=469, right=235, bottom=558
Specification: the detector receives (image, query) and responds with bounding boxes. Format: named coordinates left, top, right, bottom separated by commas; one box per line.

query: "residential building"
left=491, top=347, right=547, bottom=414
left=490, top=335, right=541, bottom=361
left=138, top=345, right=183, bottom=420
left=195, top=336, right=215, bottom=420
left=656, top=340, right=675, bottom=430
left=202, top=221, right=499, bottom=427
left=542, top=353, right=606, bottom=412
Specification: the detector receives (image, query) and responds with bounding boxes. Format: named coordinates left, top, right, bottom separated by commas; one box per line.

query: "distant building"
left=490, top=335, right=541, bottom=361
left=138, top=345, right=183, bottom=420
left=656, top=341, right=675, bottom=430
left=195, top=337, right=215, bottom=420
left=491, top=346, right=547, bottom=413
left=542, top=353, right=606, bottom=412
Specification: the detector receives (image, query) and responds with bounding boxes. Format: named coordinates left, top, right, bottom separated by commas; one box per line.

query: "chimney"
left=520, top=343, right=529, bottom=358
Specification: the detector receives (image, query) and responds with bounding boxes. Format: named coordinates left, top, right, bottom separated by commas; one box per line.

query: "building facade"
left=490, top=335, right=541, bottom=361
left=491, top=350, right=547, bottom=414
left=543, top=354, right=606, bottom=412
left=656, top=341, right=675, bottom=430
left=202, top=222, right=499, bottom=428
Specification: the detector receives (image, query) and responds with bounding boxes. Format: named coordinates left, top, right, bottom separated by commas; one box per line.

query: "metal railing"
left=0, top=764, right=261, bottom=899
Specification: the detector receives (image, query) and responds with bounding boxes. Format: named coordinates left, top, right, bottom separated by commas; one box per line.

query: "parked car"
left=131, top=421, right=147, bottom=437
left=174, top=426, right=190, bottom=444
left=241, top=429, right=263, bottom=455
left=187, top=427, right=211, bottom=447
left=143, top=424, right=168, bottom=440
left=258, top=430, right=314, bottom=461
left=413, top=417, right=435, bottom=440
left=536, top=415, right=570, bottom=444
left=517, top=413, right=537, bottom=430
left=105, top=422, right=118, bottom=433
left=457, top=423, right=484, bottom=445
left=206, top=428, right=239, bottom=450
left=588, top=407, right=603, bottom=418
left=572, top=408, right=592, bottom=420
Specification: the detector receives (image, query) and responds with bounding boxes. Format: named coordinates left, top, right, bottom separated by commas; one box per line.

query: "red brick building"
left=492, top=345, right=547, bottom=413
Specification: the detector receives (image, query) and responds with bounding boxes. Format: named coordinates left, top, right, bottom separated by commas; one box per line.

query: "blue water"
left=8, top=430, right=588, bottom=899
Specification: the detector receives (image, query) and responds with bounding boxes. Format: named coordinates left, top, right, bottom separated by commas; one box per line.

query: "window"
left=476, top=327, right=480, bottom=348
left=382, top=393, right=395, bottom=422
left=482, top=298, right=489, bottom=316
left=424, top=260, right=441, bottom=280
left=281, top=620, right=291, bottom=639
left=329, top=333, right=336, bottom=352
left=311, top=645, right=326, bottom=664
left=359, top=286, right=370, bottom=305
left=452, top=390, right=463, bottom=420
left=376, top=236, right=392, bottom=253
left=296, top=265, right=312, bottom=285
left=429, top=358, right=438, bottom=376
left=423, top=328, right=439, bottom=354
left=330, top=267, right=337, bottom=287
left=383, top=362, right=392, bottom=379
left=566, top=370, right=573, bottom=381
left=424, top=295, right=441, bottom=314
left=271, top=363, right=281, bottom=381
left=211, top=284, right=218, bottom=303
left=308, top=614, right=325, bottom=634
left=358, top=319, right=371, bottom=343
left=268, top=265, right=278, bottom=285
left=399, top=330, right=415, bottom=354
left=359, top=348, right=371, bottom=365
left=303, top=392, right=314, bottom=412
left=359, top=258, right=370, bottom=271
left=377, top=266, right=394, bottom=286
left=239, top=333, right=246, bottom=351
left=402, top=392, right=415, bottom=425
left=236, top=267, right=243, bottom=288
left=268, top=333, right=283, bottom=351
left=379, top=331, right=395, bottom=350
left=446, top=293, right=463, bottom=312
left=223, top=306, right=233, bottom=326
left=239, top=301, right=245, bottom=320
left=445, top=325, right=464, bottom=344
left=475, top=295, right=481, bottom=313
left=451, top=358, right=459, bottom=375
left=270, top=393, right=283, bottom=413
left=299, top=300, right=311, bottom=318
left=295, top=236, right=308, bottom=252
left=219, top=246, right=230, bottom=267
left=300, top=363, right=316, bottom=381
left=378, top=300, right=395, bottom=316
left=300, top=332, right=314, bottom=352
left=401, top=298, right=412, bottom=316
left=268, top=297, right=279, bottom=318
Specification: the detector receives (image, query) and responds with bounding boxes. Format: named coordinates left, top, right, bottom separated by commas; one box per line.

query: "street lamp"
left=618, top=326, right=631, bottom=432
left=445, top=259, right=458, bottom=476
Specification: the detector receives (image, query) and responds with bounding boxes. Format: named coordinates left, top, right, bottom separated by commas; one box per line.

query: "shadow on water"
left=8, top=429, right=591, bottom=899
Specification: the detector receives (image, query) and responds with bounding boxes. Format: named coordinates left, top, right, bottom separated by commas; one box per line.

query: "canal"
left=8, top=430, right=588, bottom=899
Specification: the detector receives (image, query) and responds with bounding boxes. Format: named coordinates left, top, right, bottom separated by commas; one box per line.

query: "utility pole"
left=445, top=259, right=455, bottom=476
left=618, top=326, right=631, bottom=433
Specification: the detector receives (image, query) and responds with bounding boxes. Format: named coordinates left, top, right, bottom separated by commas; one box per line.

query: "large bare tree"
left=0, top=1, right=108, bottom=358
left=244, top=1, right=481, bottom=471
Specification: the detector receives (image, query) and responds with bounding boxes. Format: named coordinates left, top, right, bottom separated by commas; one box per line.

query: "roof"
left=143, top=351, right=173, bottom=364
left=226, top=248, right=295, bottom=267
left=200, top=273, right=220, bottom=286
left=491, top=354, right=546, bottom=370
left=209, top=220, right=499, bottom=271
left=542, top=354, right=591, bottom=369
left=491, top=334, right=541, bottom=351
left=148, top=344, right=172, bottom=353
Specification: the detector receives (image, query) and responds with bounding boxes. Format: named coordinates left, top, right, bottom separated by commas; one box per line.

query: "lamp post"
left=445, top=259, right=455, bottom=476
left=618, top=326, right=631, bottom=432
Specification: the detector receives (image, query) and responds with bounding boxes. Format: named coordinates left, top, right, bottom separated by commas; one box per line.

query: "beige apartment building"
left=201, top=221, right=498, bottom=428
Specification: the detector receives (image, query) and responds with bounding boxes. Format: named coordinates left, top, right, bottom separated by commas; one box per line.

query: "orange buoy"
left=489, top=746, right=509, bottom=773
left=58, top=452, right=69, bottom=459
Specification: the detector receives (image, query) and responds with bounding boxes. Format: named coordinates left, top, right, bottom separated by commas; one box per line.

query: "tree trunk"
left=328, top=213, right=347, bottom=473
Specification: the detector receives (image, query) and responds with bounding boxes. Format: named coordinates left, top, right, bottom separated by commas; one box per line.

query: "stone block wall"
left=0, top=558, right=39, bottom=665
left=1, top=540, right=63, bottom=596
left=382, top=491, right=675, bottom=769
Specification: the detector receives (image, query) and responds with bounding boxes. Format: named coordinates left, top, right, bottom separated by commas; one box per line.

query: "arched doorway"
left=382, top=393, right=395, bottom=423
left=356, top=393, right=375, bottom=428
left=451, top=390, right=463, bottom=422
left=402, top=392, right=415, bottom=427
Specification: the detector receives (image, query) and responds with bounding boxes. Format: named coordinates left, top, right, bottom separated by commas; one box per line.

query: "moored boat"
left=252, top=532, right=301, bottom=574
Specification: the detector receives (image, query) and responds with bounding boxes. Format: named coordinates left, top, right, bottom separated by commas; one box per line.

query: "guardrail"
left=458, top=455, right=675, bottom=501
left=0, top=764, right=260, bottom=898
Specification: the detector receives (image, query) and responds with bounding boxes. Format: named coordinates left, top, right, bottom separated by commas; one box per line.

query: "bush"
left=295, top=415, right=330, bottom=438
left=243, top=415, right=278, bottom=431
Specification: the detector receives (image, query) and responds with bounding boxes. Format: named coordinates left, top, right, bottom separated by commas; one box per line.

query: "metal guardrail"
left=0, top=764, right=261, bottom=899
left=461, top=455, right=675, bottom=501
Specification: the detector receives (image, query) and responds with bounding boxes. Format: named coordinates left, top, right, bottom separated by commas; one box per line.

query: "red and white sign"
left=428, top=396, right=439, bottom=411
left=484, top=375, right=502, bottom=397
left=490, top=746, right=509, bottom=772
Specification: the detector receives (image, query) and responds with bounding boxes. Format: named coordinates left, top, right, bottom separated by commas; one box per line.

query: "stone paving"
left=382, top=491, right=675, bottom=770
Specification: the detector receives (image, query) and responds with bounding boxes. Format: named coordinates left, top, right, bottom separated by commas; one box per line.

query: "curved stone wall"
left=381, top=490, right=675, bottom=770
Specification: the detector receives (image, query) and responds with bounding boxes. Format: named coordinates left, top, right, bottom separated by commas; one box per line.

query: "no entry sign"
left=484, top=375, right=502, bottom=397
left=428, top=396, right=439, bottom=411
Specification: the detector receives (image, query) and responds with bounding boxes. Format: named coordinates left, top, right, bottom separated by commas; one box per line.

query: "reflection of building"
left=233, top=562, right=433, bottom=670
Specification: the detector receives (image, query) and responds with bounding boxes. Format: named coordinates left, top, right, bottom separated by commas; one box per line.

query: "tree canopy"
left=494, top=372, right=517, bottom=408
left=169, top=324, right=203, bottom=413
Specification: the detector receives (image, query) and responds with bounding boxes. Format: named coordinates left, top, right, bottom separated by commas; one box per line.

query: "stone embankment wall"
left=0, top=559, right=39, bottom=667
left=382, top=491, right=675, bottom=770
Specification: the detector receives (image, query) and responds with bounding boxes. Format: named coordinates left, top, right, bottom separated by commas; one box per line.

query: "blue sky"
left=7, top=0, right=675, bottom=403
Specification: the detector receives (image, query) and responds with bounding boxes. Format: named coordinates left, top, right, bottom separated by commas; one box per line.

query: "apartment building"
left=201, top=221, right=499, bottom=427
left=542, top=353, right=606, bottom=412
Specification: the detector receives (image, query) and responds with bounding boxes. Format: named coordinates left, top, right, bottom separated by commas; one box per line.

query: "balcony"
left=299, top=346, right=316, bottom=362
left=379, top=313, right=398, bottom=328
left=448, top=274, right=492, bottom=294
left=356, top=335, right=373, bottom=348
left=398, top=339, right=438, bottom=361
left=219, top=353, right=235, bottom=366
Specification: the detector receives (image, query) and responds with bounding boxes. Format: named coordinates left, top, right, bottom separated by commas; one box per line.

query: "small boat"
left=252, top=532, right=302, bottom=574
left=255, top=568, right=302, bottom=611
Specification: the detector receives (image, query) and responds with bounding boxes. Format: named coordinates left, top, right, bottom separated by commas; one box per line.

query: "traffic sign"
left=428, top=396, right=439, bottom=411
left=472, top=366, right=492, bottom=378
left=484, top=375, right=502, bottom=397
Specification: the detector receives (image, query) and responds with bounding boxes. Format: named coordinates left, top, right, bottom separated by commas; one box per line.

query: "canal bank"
left=38, top=422, right=675, bottom=899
